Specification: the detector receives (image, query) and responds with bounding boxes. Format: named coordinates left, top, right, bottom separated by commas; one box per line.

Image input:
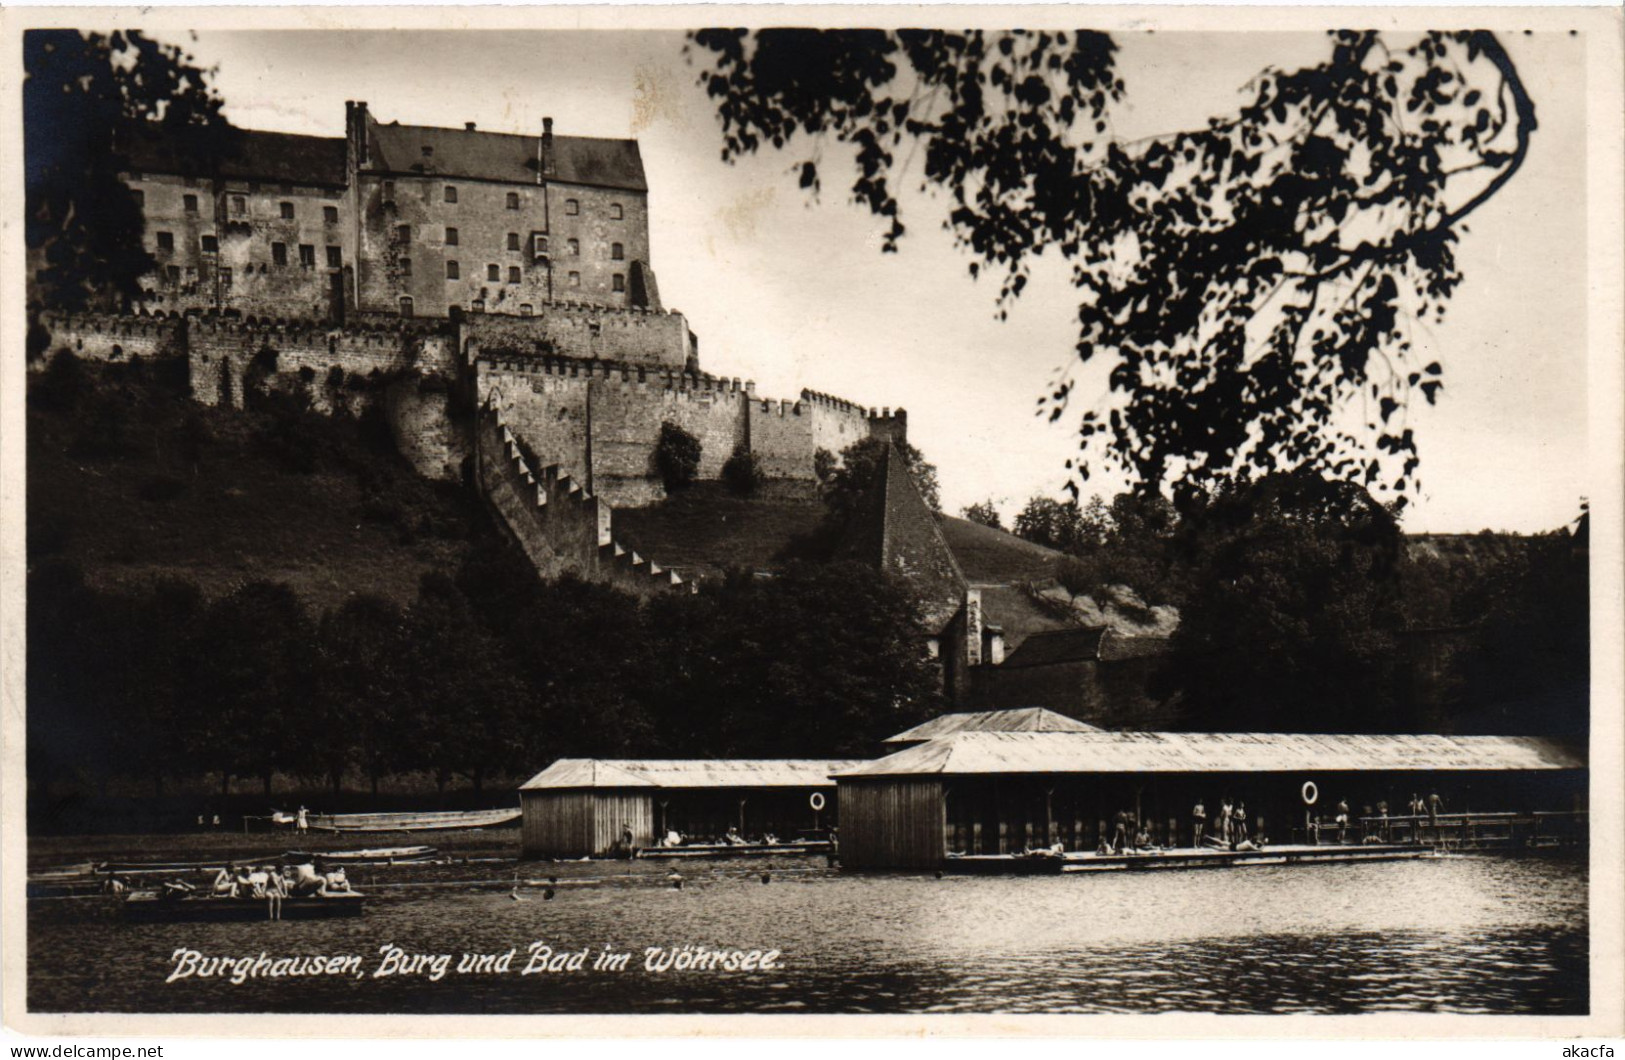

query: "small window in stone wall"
left=397, top=224, right=411, bottom=243
left=166, top=265, right=180, bottom=283
left=201, top=235, right=218, bottom=253
left=508, top=266, right=521, bottom=284
left=568, top=238, right=579, bottom=256
left=444, top=185, right=458, bottom=204
left=399, top=257, right=412, bottom=277
left=611, top=242, right=624, bottom=261
left=184, top=194, right=199, bottom=213
left=156, top=231, right=174, bottom=251
left=272, top=242, right=287, bottom=265
left=507, top=232, right=520, bottom=251
left=565, top=199, right=579, bottom=215
left=231, top=195, right=246, bottom=216
left=446, top=227, right=459, bottom=246
left=446, top=260, right=460, bottom=280
left=519, top=303, right=533, bottom=316
left=507, top=192, right=520, bottom=210
left=399, top=296, right=414, bottom=318
left=613, top=273, right=625, bottom=292
left=487, top=264, right=500, bottom=282
left=299, top=244, right=316, bottom=267
left=220, top=267, right=232, bottom=288
left=280, top=201, right=295, bottom=219
left=326, top=245, right=341, bottom=267
left=610, top=203, right=623, bottom=220
left=383, top=181, right=395, bottom=201
left=132, top=189, right=145, bottom=208
left=568, top=271, right=580, bottom=287
left=323, top=205, right=339, bottom=224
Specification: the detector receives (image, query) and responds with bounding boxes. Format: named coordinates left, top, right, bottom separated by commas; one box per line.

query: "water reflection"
left=28, top=855, right=1586, bottom=1014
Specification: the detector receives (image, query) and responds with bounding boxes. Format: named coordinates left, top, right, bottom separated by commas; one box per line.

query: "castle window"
left=185, top=266, right=197, bottom=283
left=399, top=297, right=414, bottom=318
left=299, top=244, right=316, bottom=267
left=507, top=232, right=520, bottom=251
left=156, top=231, right=174, bottom=251
left=184, top=194, right=199, bottom=213
left=609, top=203, right=623, bottom=220
left=508, top=266, right=521, bottom=284
left=506, top=192, right=520, bottom=210
left=200, top=235, right=218, bottom=253
left=326, top=245, right=342, bottom=268
left=382, top=181, right=395, bottom=201
left=567, top=238, right=579, bottom=256
left=487, top=264, right=500, bottom=282
left=399, top=257, right=412, bottom=277
left=444, top=185, right=458, bottom=204
left=397, top=224, right=411, bottom=243
left=132, top=189, right=145, bottom=208
left=230, top=195, right=246, bottom=216
left=611, top=242, right=624, bottom=261
left=613, top=273, right=626, bottom=292
left=445, top=227, right=459, bottom=246
left=323, top=205, right=339, bottom=224
left=280, top=201, right=295, bottom=219
left=568, top=271, right=580, bottom=288
left=532, top=234, right=549, bottom=258
left=564, top=198, right=579, bottom=215
left=519, top=303, right=533, bottom=316
left=166, top=265, right=180, bottom=283
left=446, top=260, right=460, bottom=280
left=272, top=242, right=287, bottom=265
left=220, top=267, right=232, bottom=288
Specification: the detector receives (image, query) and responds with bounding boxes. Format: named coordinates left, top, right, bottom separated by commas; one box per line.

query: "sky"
left=182, top=28, right=1590, bottom=534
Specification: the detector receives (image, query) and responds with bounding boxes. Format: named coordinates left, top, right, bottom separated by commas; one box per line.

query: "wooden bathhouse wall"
left=839, top=779, right=945, bottom=869
left=521, top=791, right=654, bottom=857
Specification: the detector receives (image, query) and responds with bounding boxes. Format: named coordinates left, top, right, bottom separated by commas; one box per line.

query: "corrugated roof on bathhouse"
left=883, top=707, right=1100, bottom=746
left=518, top=758, right=861, bottom=858
left=832, top=730, right=1587, bottom=869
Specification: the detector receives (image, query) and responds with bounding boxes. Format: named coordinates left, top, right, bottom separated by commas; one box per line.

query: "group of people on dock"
left=1308, top=791, right=1444, bottom=845
left=1190, top=797, right=1265, bottom=852
left=207, top=860, right=350, bottom=901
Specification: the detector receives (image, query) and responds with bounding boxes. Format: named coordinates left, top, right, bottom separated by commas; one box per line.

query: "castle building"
left=121, top=103, right=657, bottom=323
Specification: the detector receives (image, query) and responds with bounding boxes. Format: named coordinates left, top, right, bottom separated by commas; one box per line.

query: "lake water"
left=28, top=854, right=1587, bottom=1014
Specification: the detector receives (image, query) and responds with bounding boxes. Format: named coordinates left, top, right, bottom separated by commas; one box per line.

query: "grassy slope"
left=27, top=362, right=494, bottom=612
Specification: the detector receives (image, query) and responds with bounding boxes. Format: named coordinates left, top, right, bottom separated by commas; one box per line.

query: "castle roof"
left=124, top=126, right=348, bottom=187
left=999, top=626, right=1176, bottom=669
left=368, top=121, right=647, bottom=191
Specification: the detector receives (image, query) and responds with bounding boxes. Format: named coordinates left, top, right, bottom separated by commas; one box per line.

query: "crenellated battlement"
left=478, top=355, right=753, bottom=397
left=38, top=311, right=181, bottom=341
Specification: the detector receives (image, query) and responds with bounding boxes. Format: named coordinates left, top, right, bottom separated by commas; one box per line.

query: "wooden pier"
left=944, top=843, right=1439, bottom=875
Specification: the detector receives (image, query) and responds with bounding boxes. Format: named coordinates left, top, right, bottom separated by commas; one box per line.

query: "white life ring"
left=809, top=792, right=826, bottom=812
left=1301, top=781, right=1319, bottom=806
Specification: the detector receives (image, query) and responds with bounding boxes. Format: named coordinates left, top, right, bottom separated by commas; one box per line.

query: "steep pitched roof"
left=520, top=758, right=862, bottom=791
left=998, top=626, right=1175, bottom=668
left=124, top=127, right=348, bottom=186
left=837, top=730, right=1587, bottom=779
left=368, top=122, right=646, bottom=191
left=837, top=443, right=966, bottom=628
left=884, top=708, right=1100, bottom=744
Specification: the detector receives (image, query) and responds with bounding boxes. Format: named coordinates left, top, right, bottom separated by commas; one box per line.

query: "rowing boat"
left=122, top=891, right=366, bottom=923
left=307, top=808, right=520, bottom=833
left=282, top=845, right=438, bottom=863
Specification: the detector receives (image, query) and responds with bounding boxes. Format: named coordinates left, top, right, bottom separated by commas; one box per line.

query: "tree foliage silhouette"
left=688, top=29, right=1535, bottom=504
left=23, top=30, right=238, bottom=310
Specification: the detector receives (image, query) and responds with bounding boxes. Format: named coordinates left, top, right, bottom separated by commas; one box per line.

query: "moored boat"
left=307, top=808, right=519, bottom=833
left=121, top=891, right=366, bottom=923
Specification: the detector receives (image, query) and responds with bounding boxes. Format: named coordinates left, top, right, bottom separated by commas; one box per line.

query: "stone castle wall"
left=31, top=312, right=186, bottom=368
left=465, top=304, right=694, bottom=371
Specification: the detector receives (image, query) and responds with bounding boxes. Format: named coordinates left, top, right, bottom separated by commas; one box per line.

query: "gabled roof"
left=520, top=758, right=863, bottom=791
left=124, top=127, right=348, bottom=186
left=368, top=122, right=646, bottom=191
left=999, top=626, right=1175, bottom=668
left=884, top=708, right=1100, bottom=744
left=837, top=443, right=966, bottom=628
left=836, top=730, right=1587, bottom=778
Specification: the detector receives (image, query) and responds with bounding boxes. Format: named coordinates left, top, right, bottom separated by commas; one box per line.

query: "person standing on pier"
left=1192, top=798, right=1207, bottom=848
left=1427, top=791, right=1443, bottom=841
left=1335, top=798, right=1350, bottom=844
left=1232, top=801, right=1249, bottom=849
left=1218, top=797, right=1233, bottom=847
